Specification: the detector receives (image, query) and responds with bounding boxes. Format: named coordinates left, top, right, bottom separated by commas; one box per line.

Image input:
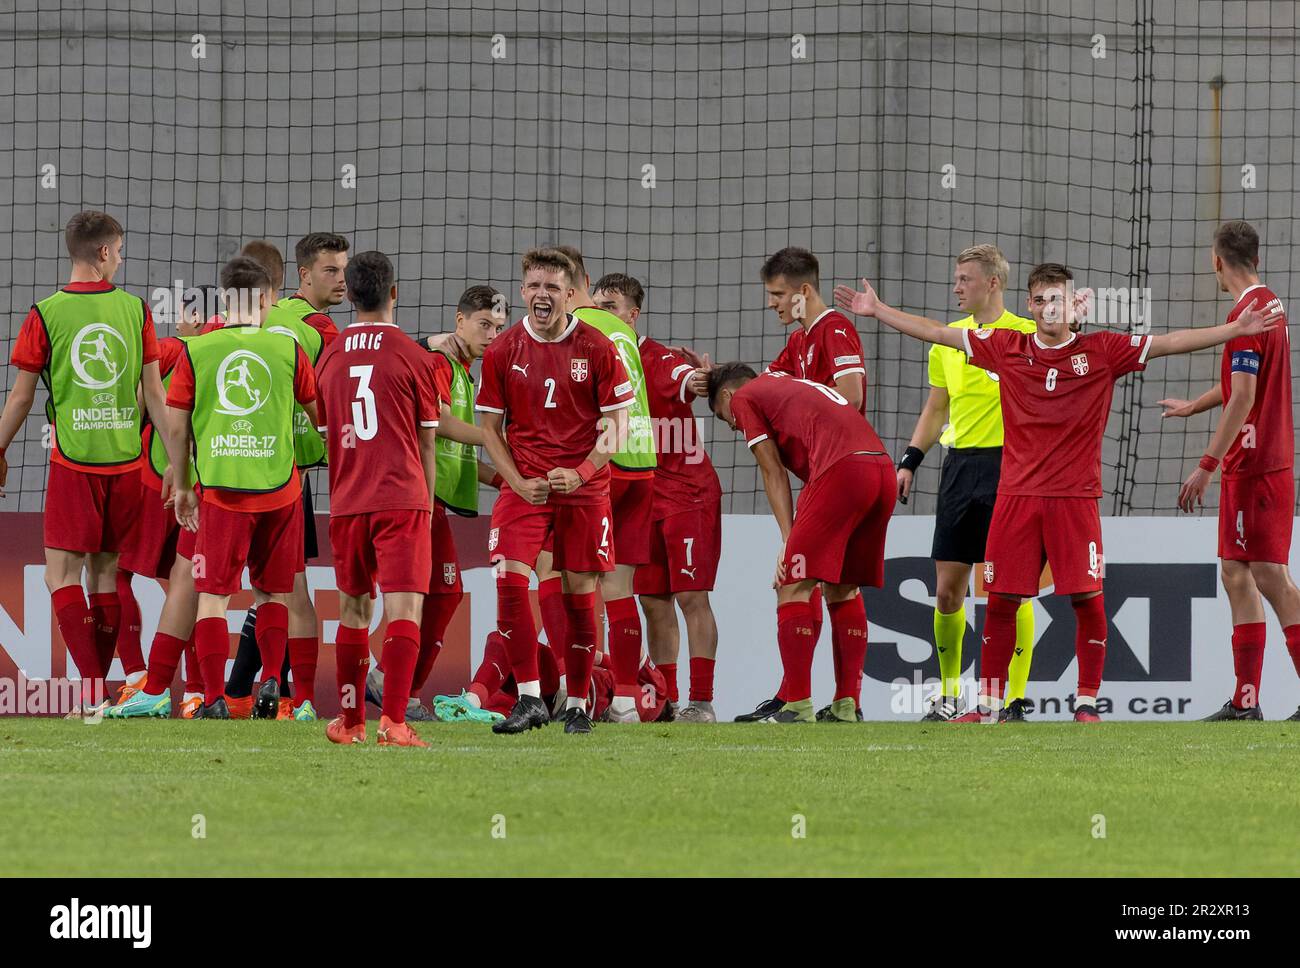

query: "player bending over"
left=707, top=364, right=891, bottom=723
left=1161, top=220, right=1300, bottom=721
left=835, top=264, right=1275, bottom=722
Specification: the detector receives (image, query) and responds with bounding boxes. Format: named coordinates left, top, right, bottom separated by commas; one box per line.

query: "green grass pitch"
left=2, top=718, right=1298, bottom=876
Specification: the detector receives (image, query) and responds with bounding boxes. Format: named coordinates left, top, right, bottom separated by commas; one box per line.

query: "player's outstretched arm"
left=1146, top=306, right=1273, bottom=360
left=832, top=279, right=965, bottom=350
left=0, top=369, right=39, bottom=498
left=1159, top=384, right=1223, bottom=419
left=418, top=425, right=438, bottom=511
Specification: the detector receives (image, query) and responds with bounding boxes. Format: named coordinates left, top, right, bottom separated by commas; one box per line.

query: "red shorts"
left=634, top=500, right=722, bottom=595
left=119, top=481, right=181, bottom=579
left=489, top=487, right=614, bottom=573
left=44, top=462, right=140, bottom=554
left=193, top=499, right=304, bottom=595
left=176, top=521, right=197, bottom=562
left=984, top=494, right=1103, bottom=597
left=610, top=474, right=654, bottom=566
left=429, top=504, right=463, bottom=595
left=330, top=508, right=433, bottom=598
left=1219, top=469, right=1295, bottom=564
left=782, top=454, right=894, bottom=587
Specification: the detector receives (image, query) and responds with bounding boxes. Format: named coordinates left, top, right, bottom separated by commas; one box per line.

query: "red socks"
left=470, top=631, right=511, bottom=707
left=978, top=594, right=1020, bottom=703
left=335, top=626, right=371, bottom=727
left=88, top=591, right=121, bottom=680
left=194, top=616, right=230, bottom=705
left=564, top=591, right=598, bottom=703
left=254, top=602, right=289, bottom=686
left=538, top=642, right=563, bottom=697
left=605, top=596, right=642, bottom=697
left=497, top=572, right=539, bottom=682
left=828, top=595, right=868, bottom=704
left=688, top=657, right=714, bottom=702
left=379, top=620, right=419, bottom=723
left=1283, top=624, right=1300, bottom=680
left=1231, top=622, right=1267, bottom=709
left=538, top=576, right=568, bottom=649
left=775, top=601, right=817, bottom=701
left=1072, top=594, right=1108, bottom=697
left=287, top=637, right=318, bottom=705
left=659, top=662, right=679, bottom=703
left=183, top=636, right=200, bottom=693
left=414, top=591, right=460, bottom=692
left=52, top=585, right=102, bottom=702
left=143, top=632, right=188, bottom=695
left=115, top=570, right=145, bottom=676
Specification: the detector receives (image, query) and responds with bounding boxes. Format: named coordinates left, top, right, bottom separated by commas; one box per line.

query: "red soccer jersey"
left=1219, top=284, right=1293, bottom=478
left=139, top=336, right=189, bottom=489
left=639, top=336, right=722, bottom=514
left=766, top=308, right=869, bottom=414
left=315, top=322, right=442, bottom=516
left=11, top=280, right=162, bottom=475
left=167, top=328, right=317, bottom=512
left=476, top=315, right=635, bottom=505
left=963, top=327, right=1153, bottom=498
left=729, top=372, right=886, bottom=484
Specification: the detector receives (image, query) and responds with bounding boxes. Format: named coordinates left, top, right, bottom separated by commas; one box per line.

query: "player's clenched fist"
left=516, top=476, right=551, bottom=505
left=896, top=466, right=913, bottom=503
left=546, top=467, right=583, bottom=495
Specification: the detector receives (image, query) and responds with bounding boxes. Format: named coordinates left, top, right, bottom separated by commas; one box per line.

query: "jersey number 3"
left=350, top=365, right=378, bottom=441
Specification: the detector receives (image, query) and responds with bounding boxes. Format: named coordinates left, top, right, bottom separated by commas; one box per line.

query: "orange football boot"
left=377, top=715, right=428, bottom=747
left=224, top=694, right=254, bottom=719
left=326, top=715, right=366, bottom=745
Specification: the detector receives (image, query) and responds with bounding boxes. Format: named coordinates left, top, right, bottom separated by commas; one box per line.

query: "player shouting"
left=0, top=210, right=168, bottom=716
left=1161, top=220, right=1300, bottom=721
left=707, top=364, right=892, bottom=723
left=165, top=256, right=319, bottom=719
left=835, top=264, right=1276, bottom=722
left=477, top=248, right=635, bottom=734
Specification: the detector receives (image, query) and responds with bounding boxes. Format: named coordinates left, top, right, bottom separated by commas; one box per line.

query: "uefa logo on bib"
left=70, top=324, right=128, bottom=390
left=215, top=350, right=273, bottom=416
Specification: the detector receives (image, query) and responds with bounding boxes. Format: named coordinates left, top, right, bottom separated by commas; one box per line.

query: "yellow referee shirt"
left=928, top=309, right=1037, bottom=448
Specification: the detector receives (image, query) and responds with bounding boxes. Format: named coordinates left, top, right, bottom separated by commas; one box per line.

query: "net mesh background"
left=1, top=0, right=1297, bottom=515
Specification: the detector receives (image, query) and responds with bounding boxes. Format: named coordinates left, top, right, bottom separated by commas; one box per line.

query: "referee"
left=896, top=245, right=1038, bottom=722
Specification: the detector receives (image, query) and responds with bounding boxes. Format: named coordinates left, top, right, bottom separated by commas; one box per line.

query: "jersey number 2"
left=543, top=377, right=557, bottom=408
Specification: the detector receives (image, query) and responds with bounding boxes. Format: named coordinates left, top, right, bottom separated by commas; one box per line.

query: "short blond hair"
left=521, top=247, right=576, bottom=285
left=956, top=244, right=1009, bottom=290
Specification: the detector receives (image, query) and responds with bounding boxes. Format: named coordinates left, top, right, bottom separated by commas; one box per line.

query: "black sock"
left=224, top=606, right=260, bottom=699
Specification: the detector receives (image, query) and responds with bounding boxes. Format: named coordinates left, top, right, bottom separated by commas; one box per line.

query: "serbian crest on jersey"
left=571, top=358, right=589, bottom=382
left=488, top=528, right=499, bottom=551
left=984, top=561, right=994, bottom=584
left=1070, top=353, right=1089, bottom=376
left=443, top=563, right=458, bottom=586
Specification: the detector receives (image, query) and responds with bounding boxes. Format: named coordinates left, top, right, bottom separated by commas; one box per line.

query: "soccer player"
left=315, top=251, right=439, bottom=747
left=594, top=272, right=723, bottom=722
left=365, top=284, right=510, bottom=722
left=895, top=245, right=1038, bottom=722
left=476, top=247, right=635, bottom=734
left=165, top=256, right=319, bottom=719
left=0, top=210, right=168, bottom=716
left=700, top=247, right=869, bottom=722
left=1160, top=220, right=1300, bottom=721
left=707, top=364, right=892, bottom=722
left=834, top=264, right=1276, bottom=722
left=555, top=246, right=657, bottom=723
left=222, top=236, right=345, bottom=720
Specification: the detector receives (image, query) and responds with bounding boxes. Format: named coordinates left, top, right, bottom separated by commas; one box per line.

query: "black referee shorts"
left=931, top=446, right=1003, bottom=565
left=301, top=471, right=319, bottom=561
